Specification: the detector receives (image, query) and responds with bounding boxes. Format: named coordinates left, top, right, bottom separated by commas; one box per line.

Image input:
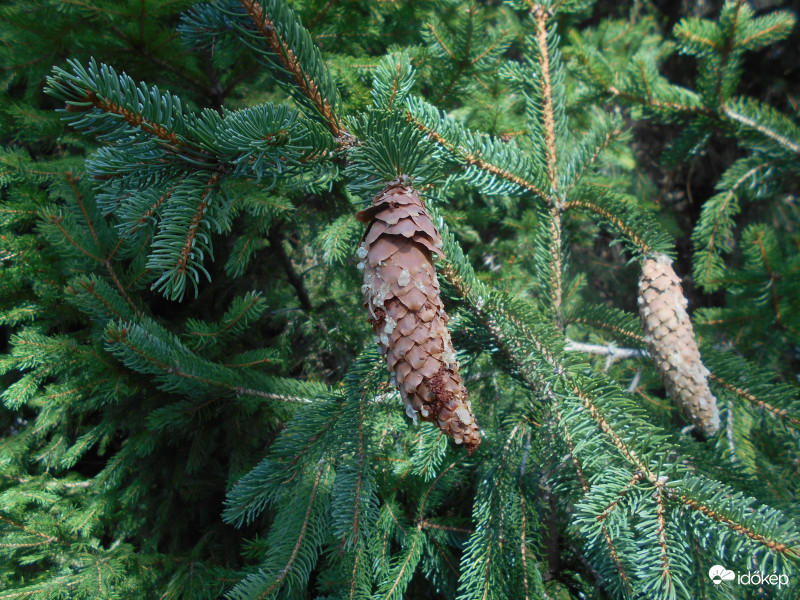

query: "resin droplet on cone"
left=357, top=176, right=481, bottom=451
left=638, top=254, right=720, bottom=436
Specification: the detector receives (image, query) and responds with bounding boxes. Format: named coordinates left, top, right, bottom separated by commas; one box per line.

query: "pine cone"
left=638, top=254, right=720, bottom=436
left=356, top=176, right=481, bottom=451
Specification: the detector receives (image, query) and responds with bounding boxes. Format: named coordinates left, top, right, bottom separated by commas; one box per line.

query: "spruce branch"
left=560, top=116, right=623, bottom=192
left=120, top=184, right=175, bottom=239
left=404, top=98, right=552, bottom=202
left=105, top=318, right=331, bottom=404
left=708, top=373, right=800, bottom=429
left=564, top=187, right=674, bottom=258
left=147, top=171, right=224, bottom=301
left=595, top=471, right=645, bottom=523
left=434, top=212, right=666, bottom=486
left=377, top=528, right=423, bottom=600
left=184, top=291, right=268, bottom=350
left=455, top=422, right=529, bottom=600
left=723, top=100, right=800, bottom=156
left=45, top=58, right=207, bottom=159
left=519, top=494, right=530, bottom=600
left=333, top=351, right=381, bottom=553
left=652, top=478, right=673, bottom=596
left=227, top=457, right=332, bottom=600
left=554, top=405, right=634, bottom=596
left=565, top=305, right=647, bottom=348
left=237, top=0, right=343, bottom=137
left=39, top=174, right=143, bottom=318
left=702, top=0, right=743, bottom=107
left=569, top=43, right=708, bottom=117
left=529, top=5, right=559, bottom=195
left=428, top=6, right=474, bottom=105
left=669, top=478, right=800, bottom=566
left=691, top=158, right=771, bottom=290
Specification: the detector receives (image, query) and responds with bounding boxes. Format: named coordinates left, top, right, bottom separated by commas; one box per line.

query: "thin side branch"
left=239, top=0, right=344, bottom=137
left=724, top=106, right=800, bottom=154
left=531, top=6, right=558, bottom=193
left=407, top=113, right=552, bottom=203
left=563, top=198, right=652, bottom=254
left=565, top=340, right=649, bottom=361
left=530, top=5, right=564, bottom=323
left=709, top=374, right=800, bottom=427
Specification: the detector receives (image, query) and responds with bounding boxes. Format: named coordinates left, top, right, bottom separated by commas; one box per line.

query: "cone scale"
left=357, top=176, right=481, bottom=451
left=638, top=254, right=720, bottom=437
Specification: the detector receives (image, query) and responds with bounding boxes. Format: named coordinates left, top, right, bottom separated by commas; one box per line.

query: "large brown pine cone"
left=356, top=176, right=481, bottom=451
left=638, top=254, right=720, bottom=436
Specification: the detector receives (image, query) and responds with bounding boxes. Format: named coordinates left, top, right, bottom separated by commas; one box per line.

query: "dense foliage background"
left=1, top=1, right=799, bottom=599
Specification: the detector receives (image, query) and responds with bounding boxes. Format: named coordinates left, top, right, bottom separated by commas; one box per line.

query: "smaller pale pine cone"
left=356, top=176, right=481, bottom=451
left=638, top=254, right=720, bottom=437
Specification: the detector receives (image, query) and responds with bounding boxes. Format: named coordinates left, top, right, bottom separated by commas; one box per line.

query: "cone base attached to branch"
left=357, top=176, right=481, bottom=452
left=638, top=254, right=720, bottom=437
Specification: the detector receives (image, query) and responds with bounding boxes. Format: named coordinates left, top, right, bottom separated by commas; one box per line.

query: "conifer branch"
left=0, top=514, right=58, bottom=545
left=654, top=479, right=672, bottom=593
left=693, top=161, right=769, bottom=288
left=711, top=1, right=743, bottom=107
left=520, top=495, right=530, bottom=600
left=238, top=0, right=344, bottom=138
left=78, top=91, right=201, bottom=160
left=65, top=173, right=143, bottom=318
left=350, top=405, right=366, bottom=545
left=186, top=294, right=263, bottom=341
left=67, top=278, right=124, bottom=321
left=43, top=213, right=103, bottom=262
left=406, top=113, right=552, bottom=202
left=383, top=529, right=423, bottom=599
left=566, top=317, right=647, bottom=347
left=563, top=197, right=654, bottom=255
left=349, top=544, right=363, bottom=600
left=555, top=408, right=589, bottom=493
left=432, top=5, right=474, bottom=105
left=672, top=491, right=800, bottom=561
left=126, top=187, right=173, bottom=237
left=530, top=6, right=558, bottom=195
left=176, top=172, right=221, bottom=280
left=709, top=374, right=800, bottom=428
left=106, top=323, right=327, bottom=403
left=257, top=457, right=327, bottom=599
left=618, top=84, right=709, bottom=115
left=443, top=259, right=662, bottom=485
left=723, top=105, right=800, bottom=154
left=569, top=43, right=708, bottom=116
left=417, top=460, right=461, bottom=521
left=529, top=5, right=564, bottom=322
left=595, top=471, right=644, bottom=522
left=555, top=406, right=633, bottom=594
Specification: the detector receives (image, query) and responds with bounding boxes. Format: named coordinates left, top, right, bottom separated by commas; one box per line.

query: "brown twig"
left=409, top=114, right=551, bottom=202
left=176, top=173, right=222, bottom=278
left=530, top=5, right=564, bottom=325
left=238, top=0, right=344, bottom=137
